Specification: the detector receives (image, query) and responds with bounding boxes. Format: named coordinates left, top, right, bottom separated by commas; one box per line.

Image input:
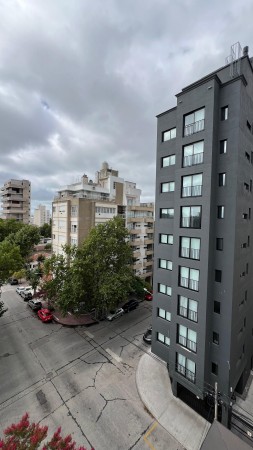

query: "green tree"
left=0, top=241, right=23, bottom=282
left=6, top=225, right=41, bottom=259
left=42, top=249, right=74, bottom=307
left=12, top=269, right=26, bottom=283
left=26, top=267, right=42, bottom=293
left=40, top=222, right=51, bottom=239
left=0, top=219, right=24, bottom=242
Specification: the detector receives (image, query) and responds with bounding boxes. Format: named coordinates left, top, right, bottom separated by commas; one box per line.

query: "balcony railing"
left=178, top=335, right=197, bottom=352
left=183, top=152, right=204, bottom=167
left=176, top=363, right=196, bottom=383
left=182, top=185, right=202, bottom=197
left=180, top=247, right=200, bottom=260
left=184, top=119, right=205, bottom=137
left=179, top=306, right=198, bottom=322
left=180, top=277, right=199, bottom=291
left=180, top=216, right=201, bottom=229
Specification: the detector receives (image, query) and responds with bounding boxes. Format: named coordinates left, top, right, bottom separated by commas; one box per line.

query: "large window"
left=220, top=139, right=227, bottom=154
left=181, top=206, right=201, bottom=228
left=160, top=208, right=174, bottom=218
left=221, top=106, right=228, bottom=121
left=71, top=206, right=78, bottom=216
left=158, top=308, right=171, bottom=321
left=162, top=128, right=176, bottom=142
left=180, top=237, right=200, bottom=260
left=161, top=155, right=175, bottom=167
left=184, top=108, right=205, bottom=137
left=161, top=182, right=175, bottom=193
left=159, top=234, right=173, bottom=244
left=178, top=324, right=197, bottom=352
left=158, top=283, right=172, bottom=296
left=159, top=259, right=173, bottom=270
left=157, top=332, right=170, bottom=346
left=182, top=174, right=202, bottom=197
left=217, top=206, right=225, bottom=219
left=178, top=295, right=198, bottom=322
left=179, top=266, right=199, bottom=291
left=176, top=353, right=196, bottom=383
left=183, top=141, right=204, bottom=167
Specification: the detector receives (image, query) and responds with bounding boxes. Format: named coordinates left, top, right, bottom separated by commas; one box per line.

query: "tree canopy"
left=0, top=240, right=24, bottom=282
left=39, top=222, right=52, bottom=238
left=6, top=225, right=41, bottom=258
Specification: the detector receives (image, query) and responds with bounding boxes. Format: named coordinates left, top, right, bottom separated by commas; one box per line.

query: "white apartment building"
left=52, top=162, right=154, bottom=283
left=33, top=204, right=51, bottom=227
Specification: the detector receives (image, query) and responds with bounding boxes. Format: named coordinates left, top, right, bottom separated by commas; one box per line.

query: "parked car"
left=143, top=327, right=152, bottom=344
left=106, top=308, right=124, bottom=321
left=9, top=278, right=18, bottom=285
left=27, top=299, right=42, bottom=311
left=20, top=287, right=33, bottom=299
left=38, top=308, right=53, bottom=323
left=144, top=292, right=153, bottom=301
left=23, top=292, right=33, bottom=301
left=122, top=299, right=139, bottom=313
left=16, top=286, right=26, bottom=295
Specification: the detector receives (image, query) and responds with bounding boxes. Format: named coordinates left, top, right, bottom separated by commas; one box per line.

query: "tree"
left=40, top=222, right=52, bottom=239
left=12, top=269, right=26, bottom=283
left=26, top=267, right=42, bottom=293
left=0, top=413, right=92, bottom=449
left=0, top=240, right=23, bottom=283
left=6, top=225, right=41, bottom=259
left=0, top=219, right=24, bottom=242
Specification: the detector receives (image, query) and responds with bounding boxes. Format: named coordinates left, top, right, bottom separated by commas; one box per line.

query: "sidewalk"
left=40, top=300, right=98, bottom=327
left=136, top=352, right=210, bottom=450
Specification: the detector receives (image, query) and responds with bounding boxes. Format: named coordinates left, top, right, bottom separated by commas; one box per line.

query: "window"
left=181, top=206, right=201, bottom=228
left=214, top=301, right=220, bottom=314
left=244, top=182, right=249, bottom=191
left=71, top=224, right=77, bottom=233
left=215, top=270, right=222, bottom=283
left=158, top=308, right=171, bottom=321
left=176, top=353, right=196, bottom=383
left=179, top=267, right=199, bottom=291
left=180, top=237, right=200, bottom=260
left=159, top=233, right=173, bottom=244
left=178, top=295, right=198, bottom=322
left=217, top=206, right=225, bottom=219
left=212, top=362, right=218, bottom=375
left=247, top=121, right=252, bottom=132
left=219, top=173, right=226, bottom=187
left=161, top=155, right=175, bottom=167
left=162, top=127, right=176, bottom=142
left=221, top=106, right=228, bottom=121
left=71, top=238, right=77, bottom=245
left=161, top=181, right=175, bottom=193
left=213, top=332, right=219, bottom=345
left=71, top=206, right=78, bottom=216
left=216, top=238, right=223, bottom=251
left=183, top=141, right=204, bottom=167
left=182, top=174, right=203, bottom=197
left=178, top=324, right=197, bottom=352
left=220, top=139, right=227, bottom=154
left=184, top=108, right=205, bottom=137
left=245, top=151, right=250, bottom=162
left=158, top=283, right=172, bottom=296
left=160, top=208, right=174, bottom=218
left=159, top=259, right=173, bottom=270
left=52, top=206, right=56, bottom=213
left=242, top=212, right=248, bottom=219
left=157, top=332, right=170, bottom=346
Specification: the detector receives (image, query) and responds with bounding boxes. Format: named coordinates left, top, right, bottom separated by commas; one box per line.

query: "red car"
left=37, top=308, right=53, bottom=323
left=145, top=292, right=153, bottom=301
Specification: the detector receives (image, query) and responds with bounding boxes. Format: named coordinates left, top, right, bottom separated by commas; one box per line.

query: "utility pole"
left=214, top=381, right=218, bottom=420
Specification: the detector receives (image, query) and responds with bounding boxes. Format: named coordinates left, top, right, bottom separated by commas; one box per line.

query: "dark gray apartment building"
left=152, top=47, right=253, bottom=426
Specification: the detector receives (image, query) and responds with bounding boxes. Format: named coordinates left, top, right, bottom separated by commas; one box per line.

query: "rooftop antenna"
left=225, top=42, right=242, bottom=78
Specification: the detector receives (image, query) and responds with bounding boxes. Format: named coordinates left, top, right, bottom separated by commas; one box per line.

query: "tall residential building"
left=0, top=179, right=31, bottom=223
left=33, top=204, right=51, bottom=227
left=52, top=162, right=154, bottom=283
left=152, top=45, right=253, bottom=427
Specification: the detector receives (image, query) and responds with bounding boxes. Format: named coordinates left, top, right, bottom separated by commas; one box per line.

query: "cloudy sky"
left=0, top=0, right=253, bottom=213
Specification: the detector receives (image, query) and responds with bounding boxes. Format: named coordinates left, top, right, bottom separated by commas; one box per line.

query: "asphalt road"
left=0, top=285, right=183, bottom=450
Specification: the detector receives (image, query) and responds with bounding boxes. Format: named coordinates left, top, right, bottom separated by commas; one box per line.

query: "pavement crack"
left=96, top=393, right=126, bottom=422
left=127, top=422, right=152, bottom=450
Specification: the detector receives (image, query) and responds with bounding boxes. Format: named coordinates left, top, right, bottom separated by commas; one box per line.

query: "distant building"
left=52, top=162, right=154, bottom=283
left=0, top=179, right=31, bottom=223
left=33, top=204, right=51, bottom=227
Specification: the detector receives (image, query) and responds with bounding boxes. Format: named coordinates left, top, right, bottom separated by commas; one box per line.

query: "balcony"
left=143, top=260, right=153, bottom=267
left=144, top=238, right=153, bottom=245
left=176, top=364, right=196, bottom=383
left=127, top=217, right=154, bottom=223
left=183, top=152, right=204, bottom=167
left=129, top=239, right=142, bottom=246
left=178, top=335, right=197, bottom=352
left=182, top=185, right=202, bottom=197
left=184, top=119, right=205, bottom=137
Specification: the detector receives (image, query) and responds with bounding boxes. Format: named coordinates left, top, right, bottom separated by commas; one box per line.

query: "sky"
left=0, top=0, right=253, bottom=213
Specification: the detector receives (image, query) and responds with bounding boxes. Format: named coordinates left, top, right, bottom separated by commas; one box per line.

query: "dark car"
left=143, top=327, right=152, bottom=344
left=27, top=299, right=42, bottom=311
left=9, top=278, right=18, bottom=285
left=122, top=299, right=139, bottom=313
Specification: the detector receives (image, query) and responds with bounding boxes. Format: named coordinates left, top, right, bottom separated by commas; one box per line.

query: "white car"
left=106, top=308, right=124, bottom=321
left=16, top=286, right=28, bottom=295
left=20, top=287, right=33, bottom=298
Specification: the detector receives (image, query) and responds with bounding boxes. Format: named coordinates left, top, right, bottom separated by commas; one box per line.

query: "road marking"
left=84, top=331, right=94, bottom=339
left=144, top=421, right=158, bottom=450
left=105, top=348, right=122, bottom=363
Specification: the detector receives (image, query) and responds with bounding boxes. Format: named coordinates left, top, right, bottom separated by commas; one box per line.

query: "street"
left=0, top=285, right=183, bottom=450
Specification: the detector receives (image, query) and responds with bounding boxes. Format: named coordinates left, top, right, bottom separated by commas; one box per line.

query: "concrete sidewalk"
left=136, top=352, right=210, bottom=450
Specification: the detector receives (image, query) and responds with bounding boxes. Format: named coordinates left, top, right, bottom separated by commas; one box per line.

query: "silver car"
left=106, top=308, right=124, bottom=321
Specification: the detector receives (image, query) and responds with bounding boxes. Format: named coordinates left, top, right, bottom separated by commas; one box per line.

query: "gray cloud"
left=0, top=0, right=253, bottom=212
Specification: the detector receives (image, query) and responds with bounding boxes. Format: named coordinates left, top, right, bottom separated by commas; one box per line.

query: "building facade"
left=33, top=204, right=51, bottom=227
left=52, top=162, right=154, bottom=283
left=0, top=179, right=31, bottom=223
left=152, top=49, right=253, bottom=425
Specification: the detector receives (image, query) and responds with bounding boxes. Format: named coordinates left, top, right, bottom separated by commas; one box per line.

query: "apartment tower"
left=152, top=45, right=253, bottom=426
left=1, top=179, right=31, bottom=223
